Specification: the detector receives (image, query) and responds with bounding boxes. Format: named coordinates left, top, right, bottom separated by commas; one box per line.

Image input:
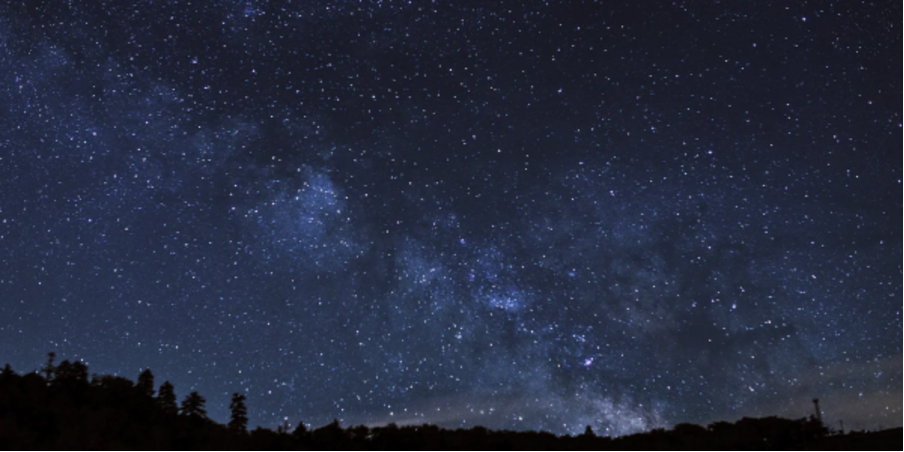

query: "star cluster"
left=0, top=0, right=900, bottom=436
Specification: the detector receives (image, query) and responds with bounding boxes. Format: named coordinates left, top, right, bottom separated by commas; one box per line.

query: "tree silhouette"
left=157, top=380, right=178, bottom=415
left=313, top=419, right=348, bottom=445
left=136, top=369, right=155, bottom=397
left=229, top=392, right=249, bottom=433
left=54, top=360, right=88, bottom=383
left=276, top=420, right=292, bottom=434
left=42, top=352, right=56, bottom=380
left=3, top=356, right=899, bottom=450
left=292, top=421, right=310, bottom=440
left=180, top=391, right=208, bottom=419
left=1, top=363, right=13, bottom=379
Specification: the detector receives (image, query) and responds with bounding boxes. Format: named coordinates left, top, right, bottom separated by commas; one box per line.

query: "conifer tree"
left=41, top=352, right=56, bottom=381
left=136, top=369, right=155, bottom=397
left=292, top=421, right=309, bottom=439
left=156, top=381, right=178, bottom=415
left=180, top=391, right=208, bottom=419
left=0, top=364, right=14, bottom=381
left=228, top=392, right=249, bottom=433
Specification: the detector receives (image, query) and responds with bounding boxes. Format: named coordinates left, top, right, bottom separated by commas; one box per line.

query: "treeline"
left=0, top=354, right=899, bottom=450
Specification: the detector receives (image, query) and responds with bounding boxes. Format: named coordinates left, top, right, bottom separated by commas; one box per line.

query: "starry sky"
left=0, top=0, right=900, bottom=436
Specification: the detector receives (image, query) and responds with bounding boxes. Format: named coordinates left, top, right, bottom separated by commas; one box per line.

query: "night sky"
left=1, top=0, right=900, bottom=436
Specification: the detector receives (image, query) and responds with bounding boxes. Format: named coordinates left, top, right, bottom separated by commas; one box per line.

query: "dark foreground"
left=0, top=360, right=899, bottom=450
left=808, top=429, right=901, bottom=451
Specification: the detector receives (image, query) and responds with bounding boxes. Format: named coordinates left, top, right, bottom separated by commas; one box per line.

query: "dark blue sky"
left=0, top=0, right=900, bottom=435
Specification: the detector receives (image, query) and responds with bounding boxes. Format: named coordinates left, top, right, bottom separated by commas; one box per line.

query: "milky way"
left=0, top=1, right=900, bottom=435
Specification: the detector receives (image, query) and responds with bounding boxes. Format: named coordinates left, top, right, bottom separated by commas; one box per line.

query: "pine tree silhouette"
left=1, top=364, right=13, bottom=378
left=157, top=380, right=178, bottom=415
left=292, top=421, right=309, bottom=439
left=277, top=420, right=292, bottom=434
left=229, top=392, right=249, bottom=433
left=42, top=352, right=56, bottom=381
left=180, top=391, right=208, bottom=419
left=136, top=369, right=155, bottom=397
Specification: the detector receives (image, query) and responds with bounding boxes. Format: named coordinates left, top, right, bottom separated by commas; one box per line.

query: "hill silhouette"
left=0, top=355, right=899, bottom=450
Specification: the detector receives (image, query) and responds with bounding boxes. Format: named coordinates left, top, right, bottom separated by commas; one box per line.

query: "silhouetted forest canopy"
left=0, top=354, right=899, bottom=450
